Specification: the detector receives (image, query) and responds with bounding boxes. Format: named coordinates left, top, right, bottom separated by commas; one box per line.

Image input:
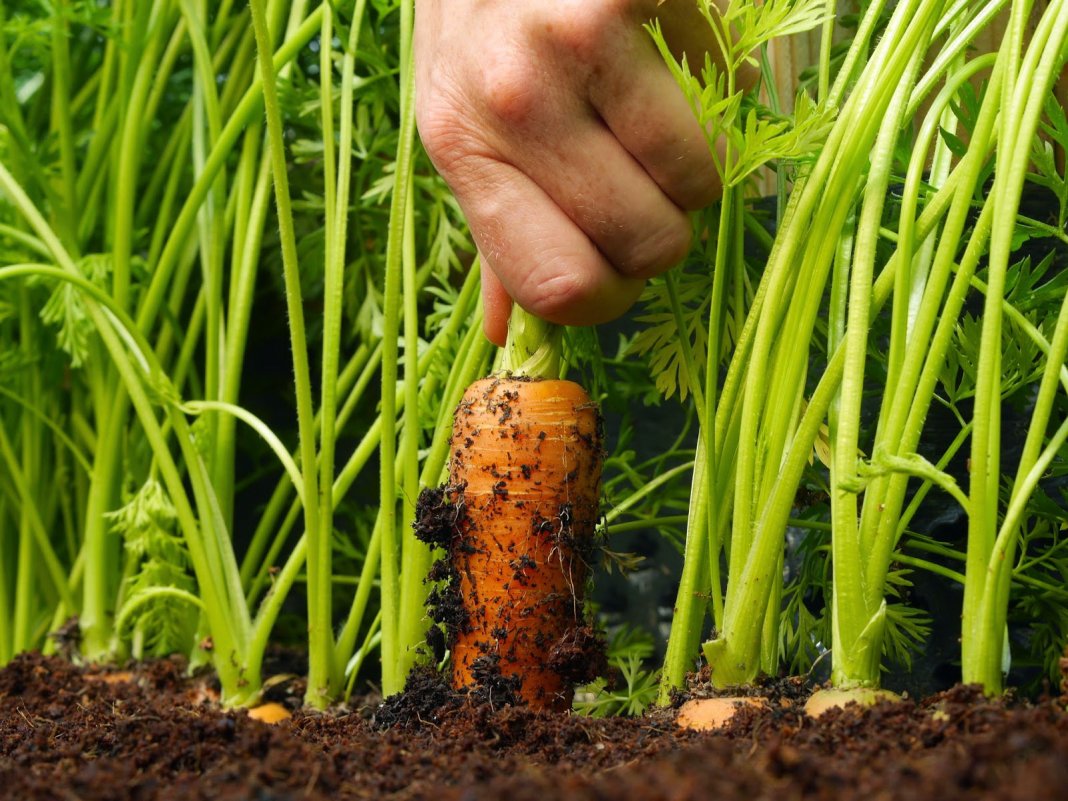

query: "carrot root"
left=420, top=376, right=605, bottom=711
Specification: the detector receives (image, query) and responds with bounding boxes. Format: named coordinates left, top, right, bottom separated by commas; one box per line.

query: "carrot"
left=444, top=375, right=604, bottom=711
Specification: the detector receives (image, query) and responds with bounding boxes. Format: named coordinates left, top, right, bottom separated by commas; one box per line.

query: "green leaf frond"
left=720, top=0, right=833, bottom=66
left=38, top=253, right=110, bottom=367
left=628, top=268, right=711, bottom=402
left=107, top=479, right=198, bottom=658
left=575, top=626, right=659, bottom=717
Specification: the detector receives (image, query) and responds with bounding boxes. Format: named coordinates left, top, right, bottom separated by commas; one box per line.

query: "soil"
left=3, top=653, right=1068, bottom=800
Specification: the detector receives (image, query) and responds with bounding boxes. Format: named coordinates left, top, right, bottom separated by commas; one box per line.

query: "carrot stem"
left=501, top=305, right=563, bottom=379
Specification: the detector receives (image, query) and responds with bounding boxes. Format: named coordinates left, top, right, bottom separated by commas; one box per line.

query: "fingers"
left=415, top=0, right=729, bottom=339
left=446, top=153, right=646, bottom=332
left=586, top=24, right=723, bottom=210
left=479, top=265, right=511, bottom=347
left=441, top=32, right=694, bottom=282
left=535, top=0, right=722, bottom=211
left=503, top=117, right=694, bottom=281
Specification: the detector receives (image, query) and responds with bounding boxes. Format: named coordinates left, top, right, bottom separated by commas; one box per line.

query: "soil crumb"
left=547, top=625, right=607, bottom=685
left=374, top=666, right=459, bottom=729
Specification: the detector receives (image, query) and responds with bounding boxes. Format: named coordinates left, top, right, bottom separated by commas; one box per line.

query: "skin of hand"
left=415, top=0, right=729, bottom=345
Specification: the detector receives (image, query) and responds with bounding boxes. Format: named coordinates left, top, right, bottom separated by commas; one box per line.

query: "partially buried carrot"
left=444, top=374, right=604, bottom=710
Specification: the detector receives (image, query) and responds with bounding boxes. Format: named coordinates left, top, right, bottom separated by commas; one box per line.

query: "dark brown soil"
left=3, top=653, right=1068, bottom=800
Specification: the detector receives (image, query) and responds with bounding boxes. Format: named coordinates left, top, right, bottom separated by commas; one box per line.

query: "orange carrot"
left=445, top=375, right=604, bottom=711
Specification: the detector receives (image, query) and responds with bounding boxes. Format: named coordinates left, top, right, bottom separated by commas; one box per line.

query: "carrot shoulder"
left=447, top=375, right=604, bottom=710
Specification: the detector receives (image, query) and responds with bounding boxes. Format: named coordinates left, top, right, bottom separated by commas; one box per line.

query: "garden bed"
left=3, top=653, right=1068, bottom=800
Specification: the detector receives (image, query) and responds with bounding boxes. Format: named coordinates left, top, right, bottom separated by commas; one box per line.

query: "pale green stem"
left=377, top=0, right=417, bottom=697
left=964, top=0, right=1065, bottom=692
left=830, top=42, right=928, bottom=689
left=49, top=0, right=78, bottom=252
left=501, top=304, right=564, bottom=378
left=248, top=0, right=326, bottom=705
left=658, top=436, right=711, bottom=701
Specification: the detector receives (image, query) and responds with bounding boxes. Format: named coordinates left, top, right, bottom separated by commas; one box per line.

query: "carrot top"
left=501, top=305, right=563, bottom=379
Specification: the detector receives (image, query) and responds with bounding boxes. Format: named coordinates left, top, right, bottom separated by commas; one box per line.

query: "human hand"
left=415, top=0, right=725, bottom=345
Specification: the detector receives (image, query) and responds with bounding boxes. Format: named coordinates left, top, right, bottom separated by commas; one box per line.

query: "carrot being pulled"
left=420, top=309, right=605, bottom=711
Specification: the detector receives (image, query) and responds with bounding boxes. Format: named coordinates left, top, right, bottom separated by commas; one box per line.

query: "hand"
left=415, top=0, right=725, bottom=345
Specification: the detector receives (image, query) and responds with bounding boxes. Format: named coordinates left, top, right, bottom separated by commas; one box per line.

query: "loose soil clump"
left=4, top=654, right=1068, bottom=800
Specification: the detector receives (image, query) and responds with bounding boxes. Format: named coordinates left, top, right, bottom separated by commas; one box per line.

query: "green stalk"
left=817, top=0, right=836, bottom=103
left=306, top=0, right=370, bottom=705
left=112, top=0, right=169, bottom=311
left=973, top=288, right=1068, bottom=675
left=657, top=437, right=711, bottom=702
left=378, top=0, right=417, bottom=697
left=13, top=292, right=42, bottom=653
left=305, top=0, right=340, bottom=708
left=395, top=181, right=427, bottom=679
left=80, top=395, right=123, bottom=655
left=964, top=5, right=1030, bottom=659
left=180, top=0, right=229, bottom=521
left=0, top=487, right=10, bottom=662
left=248, top=0, right=326, bottom=706
left=829, top=42, right=928, bottom=689
left=501, top=304, right=564, bottom=378
left=964, top=0, right=1068, bottom=691
left=49, top=0, right=78, bottom=252
left=391, top=299, right=493, bottom=680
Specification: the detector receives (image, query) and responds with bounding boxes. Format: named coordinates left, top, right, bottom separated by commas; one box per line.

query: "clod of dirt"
left=546, top=625, right=607, bottom=685
left=374, top=666, right=460, bottom=729
left=413, top=486, right=457, bottom=550
left=468, top=653, right=523, bottom=708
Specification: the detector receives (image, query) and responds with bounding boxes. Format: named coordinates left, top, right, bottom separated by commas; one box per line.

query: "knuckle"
left=642, top=132, right=722, bottom=210
left=518, top=262, right=588, bottom=322
left=658, top=215, right=694, bottom=266
left=516, top=258, right=642, bottom=326
left=479, top=52, right=543, bottom=126
left=416, top=95, right=483, bottom=180
left=415, top=104, right=450, bottom=160
left=544, top=2, right=626, bottom=64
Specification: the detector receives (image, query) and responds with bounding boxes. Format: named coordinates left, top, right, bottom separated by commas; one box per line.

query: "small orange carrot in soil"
left=426, top=375, right=605, bottom=711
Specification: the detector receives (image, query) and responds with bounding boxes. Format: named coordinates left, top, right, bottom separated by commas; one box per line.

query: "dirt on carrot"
left=415, top=375, right=607, bottom=711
